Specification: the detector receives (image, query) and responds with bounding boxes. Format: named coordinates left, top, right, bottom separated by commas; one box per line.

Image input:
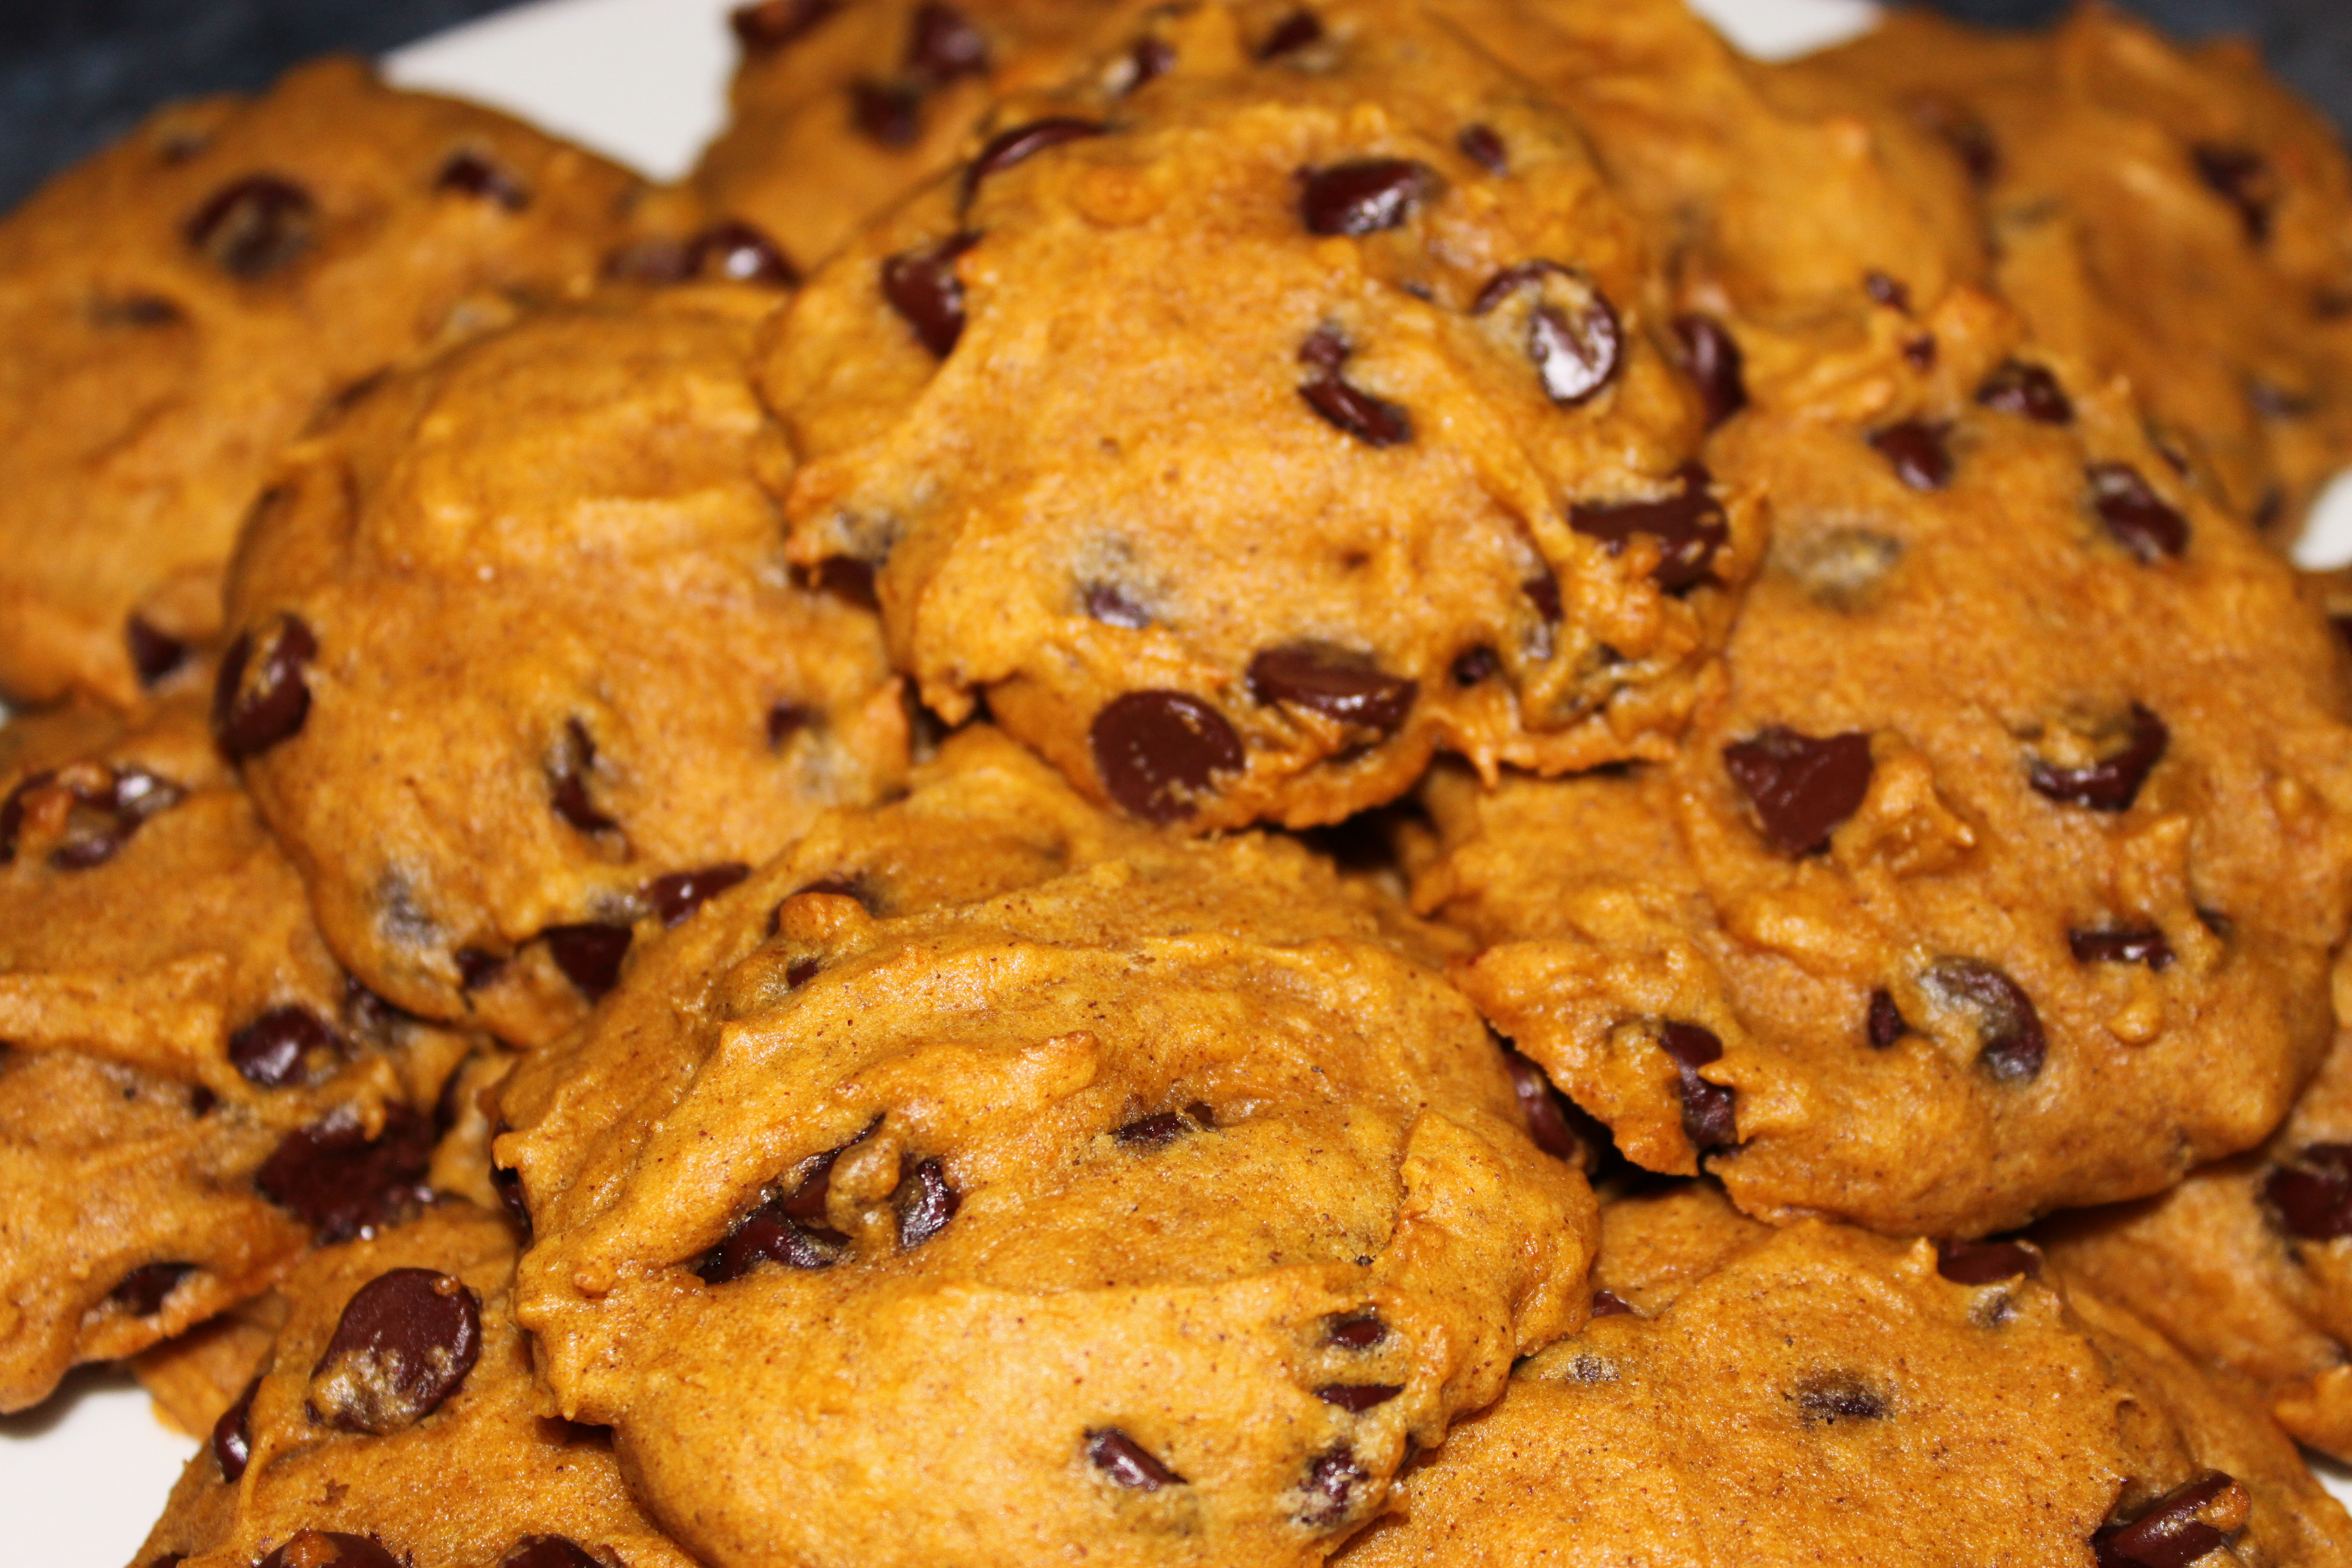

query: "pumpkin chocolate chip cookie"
left=764, top=0, right=1753, bottom=831
left=218, top=291, right=908, bottom=1048
left=497, top=727, right=1597, bottom=1568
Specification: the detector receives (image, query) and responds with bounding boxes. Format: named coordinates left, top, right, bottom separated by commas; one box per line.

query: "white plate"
left=4, top=1, right=2350, bottom=1564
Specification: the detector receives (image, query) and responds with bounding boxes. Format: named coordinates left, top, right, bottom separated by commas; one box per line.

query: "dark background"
left=0, top=0, right=2347, bottom=213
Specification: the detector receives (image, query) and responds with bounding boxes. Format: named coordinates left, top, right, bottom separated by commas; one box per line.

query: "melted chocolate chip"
left=1869, top=421, right=1954, bottom=491
left=111, top=1262, right=194, bottom=1317
left=1722, top=726, right=1873, bottom=857
left=125, top=616, right=188, bottom=686
left=1458, top=123, right=1507, bottom=174
left=2095, top=1471, right=2240, bottom=1568
left=882, top=231, right=980, bottom=357
left=1248, top=642, right=1415, bottom=732
left=214, top=1378, right=257, bottom=1481
left=2027, top=703, right=2167, bottom=812
left=1795, top=1373, right=1886, bottom=1423
left=850, top=80, right=924, bottom=148
left=229, top=1006, right=338, bottom=1088
left=542, top=923, right=633, bottom=1000
left=1671, top=314, right=1747, bottom=430
left=1924, top=960, right=2046, bottom=1083
left=1090, top=690, right=1244, bottom=824
left=1257, top=9, right=1323, bottom=59
left=1867, top=989, right=1909, bottom=1050
left=1297, top=327, right=1413, bottom=447
left=2069, top=926, right=2175, bottom=972
left=2264, top=1144, right=2352, bottom=1240
left=185, top=175, right=315, bottom=279
left=1863, top=271, right=1911, bottom=312
left=1935, top=1237, right=2041, bottom=1284
left=1327, top=1310, right=1387, bottom=1350
left=965, top=117, right=1105, bottom=199
left=1570, top=464, right=1729, bottom=594
left=1590, top=1289, right=1634, bottom=1318
left=644, top=863, right=751, bottom=928
left=2192, top=142, right=2274, bottom=243
left=894, top=1156, right=959, bottom=1249
left=501, top=1540, right=600, bottom=1568
left=1659, top=1021, right=1736, bottom=1151
left=310, top=1267, right=482, bottom=1435
left=1317, top=1383, right=1402, bottom=1412
left=1299, top=159, right=1439, bottom=236
left=904, top=1, right=989, bottom=82
left=213, top=616, right=318, bottom=760
left=689, top=220, right=798, bottom=287
left=548, top=718, right=616, bottom=834
left=257, top=1532, right=399, bottom=1568
left=1083, top=582, right=1151, bottom=629
left=1298, top=1447, right=1369, bottom=1527
left=767, top=701, right=816, bottom=748
left=1977, top=360, right=2073, bottom=424
left=2087, top=464, right=2189, bottom=562
left=1503, top=1047, right=1582, bottom=1163
left=731, top=0, right=841, bottom=52
left=1088, top=1428, right=1184, bottom=1490
left=255, top=1106, right=434, bottom=1242
left=436, top=151, right=528, bottom=210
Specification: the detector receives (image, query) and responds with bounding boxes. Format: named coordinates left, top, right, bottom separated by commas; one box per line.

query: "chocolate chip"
left=1327, top=1310, right=1386, bottom=1350
left=894, top=1156, right=959, bottom=1249
left=816, top=555, right=882, bottom=610
left=965, top=117, right=1104, bottom=200
left=1902, top=335, right=1937, bottom=372
left=1298, top=1447, right=1369, bottom=1527
left=1114, top=1111, right=1191, bottom=1148
left=2069, top=926, right=2175, bottom=972
left=490, top=1161, right=530, bottom=1236
left=1908, top=93, right=1998, bottom=185
left=548, top=718, right=617, bottom=834
left=644, top=863, right=751, bottom=928
left=2095, top=1471, right=2240, bottom=1568
left=1297, top=327, right=1413, bottom=447
left=1452, top=646, right=1498, bottom=686
left=257, top=1532, right=399, bottom=1568
left=786, top=958, right=821, bottom=988
left=455, top=948, right=505, bottom=990
left=1935, top=1237, right=2041, bottom=1284
left=1590, top=1289, right=1633, bottom=1318
left=2087, top=464, right=2189, bottom=562
left=1795, top=1373, right=1886, bottom=1423
left=1257, top=9, right=1323, bottom=59
left=1659, top=1021, right=1736, bottom=1151
left=1247, top=642, right=1415, bottom=732
left=255, top=1106, right=433, bottom=1242
left=882, top=232, right=980, bottom=357
left=1722, top=726, right=1872, bottom=856
left=904, top=1, right=989, bottom=82
left=1867, top=989, right=1909, bottom=1050
left=213, top=1378, right=256, bottom=1481
left=1090, top=690, right=1244, bottom=823
left=436, top=151, right=528, bottom=210
left=1299, top=159, right=1439, bottom=236
left=1924, top=959, right=2046, bottom=1083
left=309, top=1267, right=482, bottom=1435
left=111, top=1262, right=194, bottom=1317
left=1083, top=582, right=1151, bottom=629
left=731, top=0, right=840, bottom=52
left=2027, top=703, right=2166, bottom=812
left=2192, top=143, right=2274, bottom=244
left=542, top=923, right=633, bottom=1000
left=1523, top=572, right=1563, bottom=624
left=1671, top=314, right=1746, bottom=429
left=689, top=220, right=798, bottom=287
left=767, top=701, right=816, bottom=747
left=1473, top=262, right=1623, bottom=406
left=1869, top=420, right=1954, bottom=490
left=1502, top=1047, right=1581, bottom=1162
left=1123, top=37, right=1176, bottom=91
left=185, top=175, right=314, bottom=279
left=851, top=80, right=925, bottom=148
left=229, top=1006, right=338, bottom=1088
left=1317, top=1383, right=1401, bottom=1412
left=1863, top=271, right=1911, bottom=312
left=1976, top=360, right=2073, bottom=424
left=1458, top=123, right=1507, bottom=174
left=125, top=615, right=188, bottom=686
left=26, top=763, right=186, bottom=872
left=697, top=1158, right=851, bottom=1283
left=2264, top=1144, right=2352, bottom=1240
left=213, top=615, right=318, bottom=760
left=1570, top=463, right=1729, bottom=593
left=1088, top=1428, right=1184, bottom=1490
left=501, top=1540, right=599, bottom=1568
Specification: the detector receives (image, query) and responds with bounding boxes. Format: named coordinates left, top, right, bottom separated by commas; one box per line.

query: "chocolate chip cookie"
left=130, top=1200, right=698, bottom=1568
left=764, top=0, right=1752, bottom=831
left=1334, top=1181, right=2352, bottom=1568
left=0, top=56, right=656, bottom=709
left=1414, top=371, right=2352, bottom=1237
left=0, top=691, right=471, bottom=1412
left=498, top=725, right=1597, bottom=1568
left=219, top=291, right=909, bottom=1047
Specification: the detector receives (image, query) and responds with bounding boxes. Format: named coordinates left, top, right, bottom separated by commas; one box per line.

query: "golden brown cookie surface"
left=500, top=727, right=1596, bottom=1568
left=765, top=0, right=1750, bottom=832
left=219, top=291, right=908, bottom=1047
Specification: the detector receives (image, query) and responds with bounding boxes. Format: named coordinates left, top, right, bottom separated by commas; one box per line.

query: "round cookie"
left=0, top=691, right=471, bottom=1412
left=499, top=726, right=1597, bottom=1568
left=218, top=290, right=909, bottom=1047
left=1333, top=1181, right=2352, bottom=1568
left=130, top=1200, right=697, bottom=1568
left=764, top=0, right=1753, bottom=831
left=0, top=56, right=665, bottom=709
left=1412, top=316, right=2352, bottom=1237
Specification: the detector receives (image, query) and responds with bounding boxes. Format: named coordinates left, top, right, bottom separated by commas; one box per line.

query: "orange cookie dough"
left=0, top=692, right=471, bottom=1412
left=1412, top=342, right=2352, bottom=1237
left=1335, top=1181, right=2352, bottom=1568
left=0, top=57, right=666, bottom=709
left=217, top=291, right=908, bottom=1048
left=131, top=1200, right=696, bottom=1568
left=765, top=0, right=1754, bottom=831
left=498, top=727, right=1596, bottom=1568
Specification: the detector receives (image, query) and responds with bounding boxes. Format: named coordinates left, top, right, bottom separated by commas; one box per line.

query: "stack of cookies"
left=6, top=1, right=2352, bottom=1565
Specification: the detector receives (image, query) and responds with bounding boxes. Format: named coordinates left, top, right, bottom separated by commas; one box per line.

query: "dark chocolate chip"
left=1590, top=1289, right=1633, bottom=1318
left=894, top=1156, right=959, bottom=1249
left=309, top=1267, right=482, bottom=1435
left=1247, top=642, right=1415, bottom=732
left=1869, top=420, right=1954, bottom=490
left=689, top=220, right=798, bottom=287
left=111, top=1262, right=195, bottom=1317
left=1659, top=1021, right=1736, bottom=1151
left=125, top=616, right=189, bottom=686
left=815, top=555, right=881, bottom=608
left=542, top=923, right=633, bottom=1000
left=2069, top=926, right=2175, bottom=972
left=1722, top=726, right=1872, bottom=857
left=455, top=948, right=505, bottom=990
left=255, top=1106, right=434, bottom=1242
left=1458, top=123, right=1507, bottom=175
left=1124, top=37, right=1176, bottom=90
left=697, top=1140, right=860, bottom=1284
left=185, top=175, right=315, bottom=279
left=229, top=1006, right=338, bottom=1089
left=767, top=701, right=816, bottom=747
left=1866, top=988, right=1909, bottom=1050
left=786, top=958, right=822, bottom=988
left=490, top=1161, right=531, bottom=1236
left=731, top=0, right=841, bottom=52
left=1084, top=582, right=1152, bottom=629
left=2264, top=1144, right=2352, bottom=1240
left=2087, top=464, right=2189, bottom=562
left=1298, top=159, right=1439, bottom=236
left=1795, top=1373, right=1886, bottom=1423
left=1317, top=1383, right=1402, bottom=1412
left=1977, top=359, right=2073, bottom=424
left=1935, top=1236, right=2041, bottom=1284
left=851, top=80, right=925, bottom=149
left=1671, top=313, right=1747, bottom=430
left=965, top=117, right=1104, bottom=200
left=1924, top=959, right=2046, bottom=1083
left=436, top=151, right=528, bottom=210
left=1471, top=261, right=1623, bottom=406
left=257, top=1532, right=399, bottom=1568
left=904, top=1, right=989, bottom=82
left=2095, top=1471, right=2239, bottom=1568
left=213, top=615, right=318, bottom=760
left=1502, top=1047, right=1581, bottom=1163
left=644, top=863, right=751, bottom=928
left=1863, top=270, right=1911, bottom=312
left=1114, top=1111, right=1191, bottom=1148
left=190, top=1085, right=218, bottom=1117
left=1298, top=1447, right=1369, bottom=1528
left=1522, top=572, right=1563, bottom=624
left=1570, top=463, right=1729, bottom=593
left=1090, top=690, right=1244, bottom=824
left=502, top=1539, right=601, bottom=1568
left=1327, top=1311, right=1387, bottom=1350
left=1256, top=9, right=1323, bottom=59
left=548, top=718, right=617, bottom=835
left=882, top=231, right=980, bottom=357
left=1297, top=326, right=1413, bottom=447
left=2192, top=142, right=2274, bottom=243
left=1902, top=335, right=1937, bottom=371
left=1452, top=646, right=1498, bottom=686
left=2028, top=703, right=2167, bottom=812
left=1088, top=1428, right=1184, bottom=1490
left=213, top=1378, right=256, bottom=1481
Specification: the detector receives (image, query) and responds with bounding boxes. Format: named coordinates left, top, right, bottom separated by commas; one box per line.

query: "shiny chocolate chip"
left=697, top=1138, right=864, bottom=1284
left=2087, top=464, right=2189, bottom=562
left=1869, top=420, right=1954, bottom=490
left=230, top=1006, right=337, bottom=1088
left=1976, top=360, right=2072, bottom=424
left=213, top=615, right=318, bottom=760
left=542, top=923, right=633, bottom=1000
left=1257, top=9, right=1323, bottom=59
left=214, top=1378, right=257, bottom=1480
left=2265, top=1144, right=2352, bottom=1240
left=1935, top=1236, right=2040, bottom=1284
left=851, top=80, right=925, bottom=148
left=548, top=718, right=617, bottom=834
left=310, top=1267, right=482, bottom=1435
left=2069, top=926, right=2175, bottom=972
left=1795, top=1373, right=1886, bottom=1423
left=1472, top=261, right=1623, bottom=406
left=1327, top=1310, right=1387, bottom=1350
left=2192, top=142, right=2274, bottom=243
left=1671, top=313, right=1746, bottom=430
left=731, top=0, right=840, bottom=52
left=502, top=1539, right=600, bottom=1568
left=1503, top=1046, right=1582, bottom=1163
left=1090, top=690, right=1244, bottom=824
left=965, top=117, right=1104, bottom=200
left=255, top=1107, right=434, bottom=1242
left=904, top=1, right=989, bottom=82
left=1659, top=1021, right=1736, bottom=1151
left=1248, top=642, right=1415, bottom=732
left=1863, top=271, right=1911, bottom=312
left=1722, top=726, right=1872, bottom=857
left=1297, top=326, right=1413, bottom=446
left=1924, top=960, right=2046, bottom=1083
left=1570, top=464, right=1729, bottom=594
left=894, top=1156, right=959, bottom=1249
left=185, top=175, right=314, bottom=279
left=1089, top=1428, right=1184, bottom=1490
left=1317, top=1383, right=1402, bottom=1412
left=111, top=1262, right=194, bottom=1317
left=2027, top=703, right=2167, bottom=812
left=1590, top=1289, right=1634, bottom=1318
left=1298, top=159, right=1439, bottom=236
left=125, top=616, right=188, bottom=686
left=1458, top=123, right=1507, bottom=174
left=1084, top=582, right=1151, bottom=629
left=1867, top=989, right=1909, bottom=1050
left=257, top=1532, right=399, bottom=1568
left=690, top=220, right=798, bottom=287
left=644, top=863, right=751, bottom=928
left=1298, top=1447, right=1369, bottom=1528
left=882, top=231, right=980, bottom=357
left=2094, top=1471, right=2241, bottom=1568
left=436, top=151, right=528, bottom=210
